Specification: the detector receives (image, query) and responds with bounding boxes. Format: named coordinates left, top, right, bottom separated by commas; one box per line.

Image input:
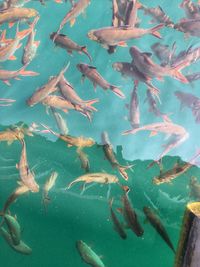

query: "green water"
left=0, top=0, right=200, bottom=266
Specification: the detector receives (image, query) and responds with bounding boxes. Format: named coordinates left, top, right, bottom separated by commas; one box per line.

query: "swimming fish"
left=27, top=63, right=69, bottom=106
left=189, top=176, right=200, bottom=200
left=0, top=127, right=24, bottom=144
left=66, top=172, right=119, bottom=189
left=51, top=108, right=69, bottom=135
left=180, top=0, right=200, bottom=19
left=76, top=240, right=105, bottom=267
left=128, top=84, right=140, bottom=129
left=76, top=147, right=90, bottom=172
left=109, top=198, right=127, bottom=239
left=174, top=18, right=200, bottom=38
left=50, top=32, right=92, bottom=62
left=16, top=139, right=39, bottom=192
left=4, top=214, right=21, bottom=246
left=88, top=24, right=164, bottom=48
left=77, top=63, right=125, bottom=99
left=43, top=172, right=58, bottom=211
left=151, top=42, right=176, bottom=66
left=119, top=186, right=144, bottom=237
left=124, top=0, right=141, bottom=27
left=143, top=206, right=175, bottom=253
left=0, top=98, right=15, bottom=106
left=129, top=46, right=189, bottom=84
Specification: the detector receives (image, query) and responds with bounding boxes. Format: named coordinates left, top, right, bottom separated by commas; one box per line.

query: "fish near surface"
left=124, top=0, right=141, bottom=27
left=87, top=24, right=164, bottom=48
left=101, top=131, right=133, bottom=180
left=76, top=147, right=90, bottom=172
left=180, top=0, right=200, bottom=19
left=51, top=108, right=69, bottom=135
left=4, top=214, right=21, bottom=246
left=143, top=206, right=175, bottom=253
left=175, top=91, right=200, bottom=123
left=120, top=186, right=144, bottom=236
left=43, top=172, right=58, bottom=211
left=129, top=46, right=189, bottom=84
left=0, top=127, right=24, bottom=144
left=77, top=63, right=125, bottom=99
left=0, top=7, right=38, bottom=25
left=109, top=198, right=127, bottom=239
left=128, top=84, right=140, bottom=129
left=66, top=172, right=119, bottom=189
left=151, top=42, right=176, bottom=66
left=76, top=240, right=105, bottom=267
left=27, top=63, right=69, bottom=107
left=55, top=0, right=90, bottom=36
left=174, top=18, right=200, bottom=37
left=50, top=32, right=92, bottom=62
left=17, top=139, right=39, bottom=192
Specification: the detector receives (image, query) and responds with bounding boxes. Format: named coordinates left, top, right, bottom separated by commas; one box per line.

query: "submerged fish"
left=180, top=0, right=200, bottom=19
left=51, top=108, right=69, bottom=135
left=120, top=186, right=144, bottom=237
left=128, top=84, right=140, bottom=129
left=189, top=176, right=200, bottom=200
left=4, top=214, right=21, bottom=246
left=88, top=24, right=163, bottom=48
left=77, top=63, right=125, bottom=99
left=76, top=147, right=90, bottom=172
left=66, top=172, right=119, bottom=189
left=143, top=206, right=175, bottom=253
left=124, top=0, right=141, bottom=27
left=43, top=172, right=58, bottom=211
left=50, top=32, right=92, bottom=62
left=0, top=127, right=24, bottom=144
left=76, top=240, right=105, bottom=267
left=109, top=198, right=127, bottom=239
left=174, top=18, right=200, bottom=37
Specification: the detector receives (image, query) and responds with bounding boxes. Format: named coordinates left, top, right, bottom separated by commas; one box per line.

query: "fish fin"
left=34, top=41, right=40, bottom=47
left=3, top=80, right=11, bottom=86
left=8, top=22, right=15, bottom=28
left=150, top=24, right=164, bottom=39
left=122, top=128, right=139, bottom=135
left=19, top=68, right=39, bottom=77
left=117, top=41, right=127, bottom=47
left=81, top=46, right=92, bottom=62
left=0, top=30, right=6, bottom=42
left=54, top=0, right=62, bottom=3
left=9, top=55, right=17, bottom=60
left=84, top=99, right=99, bottom=111
left=16, top=163, right=19, bottom=169
left=110, top=85, right=125, bottom=99
left=70, top=18, right=76, bottom=27
left=17, top=28, right=32, bottom=40
left=17, top=43, right=22, bottom=49
left=149, top=131, right=158, bottom=137
left=170, top=68, right=189, bottom=84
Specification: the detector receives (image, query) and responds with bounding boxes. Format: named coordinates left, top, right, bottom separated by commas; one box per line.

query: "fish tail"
left=83, top=99, right=99, bottom=111
left=18, top=65, right=39, bottom=77
left=17, top=27, right=32, bottom=40
left=81, top=46, right=92, bottom=62
left=0, top=30, right=6, bottom=42
left=169, top=66, right=189, bottom=84
left=110, top=85, right=125, bottom=99
left=150, top=24, right=164, bottom=39
left=122, top=128, right=140, bottom=135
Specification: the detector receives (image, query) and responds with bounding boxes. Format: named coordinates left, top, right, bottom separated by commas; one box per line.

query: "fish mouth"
left=87, top=31, right=97, bottom=41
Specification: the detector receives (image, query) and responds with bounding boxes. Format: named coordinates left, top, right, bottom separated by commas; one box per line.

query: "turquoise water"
left=0, top=0, right=200, bottom=266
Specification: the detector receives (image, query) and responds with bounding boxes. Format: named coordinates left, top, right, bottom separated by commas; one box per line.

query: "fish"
left=41, top=123, right=95, bottom=148
left=151, top=42, right=177, bottom=66
left=43, top=172, right=58, bottom=211
left=152, top=150, right=200, bottom=185
left=88, top=24, right=164, bottom=48
left=175, top=91, right=200, bottom=123
left=1, top=0, right=30, bottom=9
left=76, top=147, right=90, bottom=172
left=112, top=62, right=160, bottom=97
left=66, top=172, right=119, bottom=189
left=51, top=108, right=69, bottom=135
left=128, top=84, right=140, bottom=129
left=4, top=214, right=21, bottom=246
left=180, top=0, right=200, bottom=19
left=146, top=88, right=171, bottom=122
left=141, top=5, right=174, bottom=27
left=55, top=0, right=90, bottom=37
left=22, top=15, right=40, bottom=65
left=76, top=240, right=105, bottom=267
left=27, top=63, right=69, bottom=107
left=186, top=71, right=200, bottom=83
left=129, top=46, right=189, bottom=84
left=58, top=74, right=99, bottom=113
left=0, top=98, right=15, bottom=107
left=124, top=0, right=141, bottom=27
left=0, top=64, right=38, bottom=85
left=0, top=127, right=24, bottom=144
left=143, top=206, right=175, bottom=253
left=0, top=7, right=38, bottom=25
left=101, top=131, right=133, bottom=180
left=0, top=24, right=32, bottom=62
left=119, top=186, right=144, bottom=236
left=16, top=139, right=39, bottom=192
left=50, top=32, right=92, bottom=62
left=0, top=227, right=32, bottom=255
left=109, top=198, right=127, bottom=239
left=77, top=63, right=125, bottom=99
left=174, top=18, right=200, bottom=37
left=189, top=176, right=200, bottom=200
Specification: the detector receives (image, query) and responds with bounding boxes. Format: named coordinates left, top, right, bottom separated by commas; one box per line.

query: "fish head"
left=129, top=46, right=142, bottom=61
left=76, top=63, right=86, bottom=73
left=87, top=30, right=98, bottom=41
left=112, top=62, right=123, bottom=72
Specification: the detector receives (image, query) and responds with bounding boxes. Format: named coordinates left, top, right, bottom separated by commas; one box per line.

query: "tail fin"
left=122, top=128, right=140, bottom=135
left=83, top=99, right=99, bottom=111
left=110, top=85, right=125, bottom=99
left=150, top=24, right=164, bottom=39
left=170, top=66, right=189, bottom=83
left=81, top=46, right=92, bottom=62
left=18, top=65, right=39, bottom=77
left=118, top=164, right=134, bottom=180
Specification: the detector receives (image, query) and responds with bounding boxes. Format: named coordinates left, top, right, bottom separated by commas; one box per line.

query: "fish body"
left=109, top=198, right=127, bottom=239
left=76, top=240, right=105, bottom=267
left=18, top=139, right=39, bottom=192
left=56, top=0, right=90, bottom=35
left=121, top=187, right=144, bottom=236
left=67, top=172, right=119, bottom=189
left=0, top=7, right=37, bottom=24
left=50, top=32, right=92, bottom=62
left=51, top=108, right=69, bottom=135
left=76, top=148, right=90, bottom=172
left=141, top=5, right=174, bottom=27
left=174, top=18, right=200, bottom=37
left=189, top=176, right=200, bottom=200
left=151, top=42, right=174, bottom=66
left=0, top=227, right=32, bottom=255
left=77, top=63, right=125, bottom=98
left=4, top=214, right=21, bottom=246
left=129, top=84, right=140, bottom=129
left=27, top=64, right=69, bottom=106
left=42, top=95, right=76, bottom=111
left=1, top=0, right=30, bottom=9
left=0, top=128, right=24, bottom=143
left=143, top=206, right=175, bottom=252
left=43, top=172, right=58, bottom=210
left=186, top=71, right=200, bottom=82
left=124, top=0, right=141, bottom=27
left=129, top=46, right=189, bottom=83
left=180, top=0, right=200, bottom=19
left=88, top=24, right=164, bottom=47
